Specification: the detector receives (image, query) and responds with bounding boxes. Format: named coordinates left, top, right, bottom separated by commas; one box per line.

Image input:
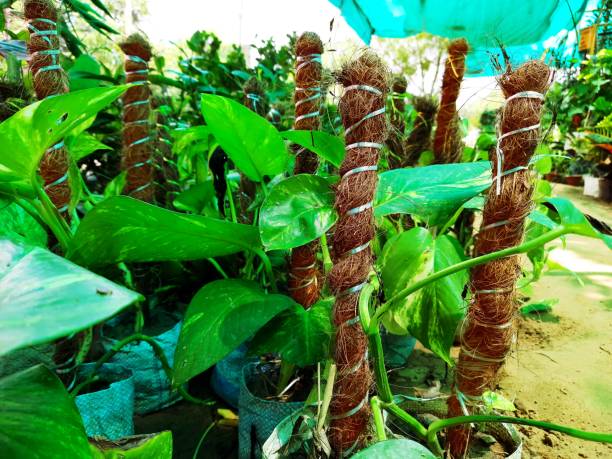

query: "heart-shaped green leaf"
left=68, top=196, right=261, bottom=266
left=0, top=365, right=91, bottom=458
left=0, top=86, right=126, bottom=198
left=91, top=431, right=173, bottom=458
left=281, top=130, right=345, bottom=167
left=0, top=201, right=47, bottom=247
left=201, top=94, right=289, bottom=181
left=352, top=439, right=436, bottom=458
left=380, top=228, right=467, bottom=364
left=260, top=174, right=337, bottom=250
left=0, top=238, right=141, bottom=355
left=172, top=279, right=296, bottom=385
left=375, top=162, right=491, bottom=226
left=250, top=298, right=333, bottom=367
left=545, top=197, right=612, bottom=249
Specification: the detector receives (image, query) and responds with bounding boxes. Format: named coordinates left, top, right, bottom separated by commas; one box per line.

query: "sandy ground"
left=497, top=184, right=612, bottom=459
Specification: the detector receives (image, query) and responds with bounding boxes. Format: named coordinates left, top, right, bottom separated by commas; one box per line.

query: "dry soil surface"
left=497, top=184, right=612, bottom=459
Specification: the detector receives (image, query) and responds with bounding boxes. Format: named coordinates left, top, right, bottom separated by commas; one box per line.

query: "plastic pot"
left=544, top=172, right=563, bottom=183
left=583, top=175, right=600, bottom=197
left=75, top=363, right=135, bottom=440
left=238, top=362, right=304, bottom=459
left=565, top=175, right=583, bottom=187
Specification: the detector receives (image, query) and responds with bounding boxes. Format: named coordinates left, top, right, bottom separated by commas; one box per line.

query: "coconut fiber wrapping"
left=447, top=60, right=551, bottom=457
left=386, top=75, right=407, bottom=169
left=328, top=51, right=388, bottom=455
left=25, top=0, right=71, bottom=212
left=120, top=34, right=154, bottom=202
left=152, top=98, right=179, bottom=206
left=288, top=32, right=324, bottom=309
left=403, top=95, right=437, bottom=166
left=433, top=38, right=468, bottom=164
left=238, top=78, right=266, bottom=223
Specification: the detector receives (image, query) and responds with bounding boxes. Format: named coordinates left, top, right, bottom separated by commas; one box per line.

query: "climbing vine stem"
left=371, top=226, right=567, bottom=331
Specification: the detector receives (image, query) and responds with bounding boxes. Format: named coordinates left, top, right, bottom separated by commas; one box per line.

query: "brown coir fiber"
left=447, top=59, right=551, bottom=458
left=328, top=50, right=389, bottom=455
left=238, top=77, right=267, bottom=223
left=386, top=75, right=407, bottom=168
left=403, top=95, right=437, bottom=166
left=288, top=32, right=324, bottom=309
left=25, top=0, right=71, bottom=213
left=243, top=77, right=268, bottom=116
left=119, top=34, right=154, bottom=202
left=152, top=98, right=179, bottom=206
left=293, top=31, right=324, bottom=174
left=433, top=38, right=468, bottom=164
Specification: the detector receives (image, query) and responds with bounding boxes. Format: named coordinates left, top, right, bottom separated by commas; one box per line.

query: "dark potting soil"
left=248, top=361, right=314, bottom=403
left=105, top=308, right=181, bottom=341
left=134, top=401, right=238, bottom=459
left=135, top=371, right=238, bottom=458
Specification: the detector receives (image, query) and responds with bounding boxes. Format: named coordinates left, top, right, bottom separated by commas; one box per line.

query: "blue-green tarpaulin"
left=330, top=0, right=599, bottom=75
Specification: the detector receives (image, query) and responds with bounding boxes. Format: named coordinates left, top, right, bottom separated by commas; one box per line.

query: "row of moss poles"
left=432, top=38, right=468, bottom=164
left=119, top=34, right=155, bottom=202
left=328, top=50, right=388, bottom=456
left=288, top=32, right=324, bottom=308
left=239, top=77, right=268, bottom=222
left=447, top=59, right=552, bottom=457
left=25, top=0, right=71, bottom=214
left=385, top=75, right=407, bottom=168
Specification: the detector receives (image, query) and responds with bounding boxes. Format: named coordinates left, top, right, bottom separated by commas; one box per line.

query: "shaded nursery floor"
left=134, top=184, right=611, bottom=459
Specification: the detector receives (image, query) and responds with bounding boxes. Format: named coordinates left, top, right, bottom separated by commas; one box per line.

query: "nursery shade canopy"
left=330, top=0, right=593, bottom=74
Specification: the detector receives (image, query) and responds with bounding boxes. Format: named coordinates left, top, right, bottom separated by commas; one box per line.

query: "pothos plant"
left=0, top=82, right=611, bottom=459
left=159, top=94, right=611, bottom=456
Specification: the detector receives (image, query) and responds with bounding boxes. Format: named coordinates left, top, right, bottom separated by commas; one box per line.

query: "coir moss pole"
left=25, top=0, right=71, bottom=213
left=433, top=38, right=468, bottom=164
left=447, top=60, right=551, bottom=457
left=288, top=32, right=324, bottom=308
left=386, top=75, right=407, bottom=169
left=152, top=98, right=179, bottom=206
left=404, top=95, right=437, bottom=166
left=328, top=51, right=388, bottom=455
left=119, top=34, right=154, bottom=202
left=239, top=77, right=267, bottom=222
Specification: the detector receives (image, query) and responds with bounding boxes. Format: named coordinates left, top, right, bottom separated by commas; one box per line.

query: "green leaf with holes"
left=250, top=298, right=333, bottom=367
left=374, top=162, right=491, bottom=226
left=0, top=365, right=91, bottom=458
left=259, top=174, right=337, bottom=250
left=173, top=280, right=296, bottom=385
left=281, top=130, right=345, bottom=167
left=0, top=238, right=141, bottom=355
left=68, top=196, right=261, bottom=267
left=0, top=86, right=126, bottom=198
left=200, top=94, right=289, bottom=181
left=380, top=228, right=467, bottom=364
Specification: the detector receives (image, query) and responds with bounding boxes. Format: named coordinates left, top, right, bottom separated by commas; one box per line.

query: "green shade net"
left=330, top=0, right=597, bottom=75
